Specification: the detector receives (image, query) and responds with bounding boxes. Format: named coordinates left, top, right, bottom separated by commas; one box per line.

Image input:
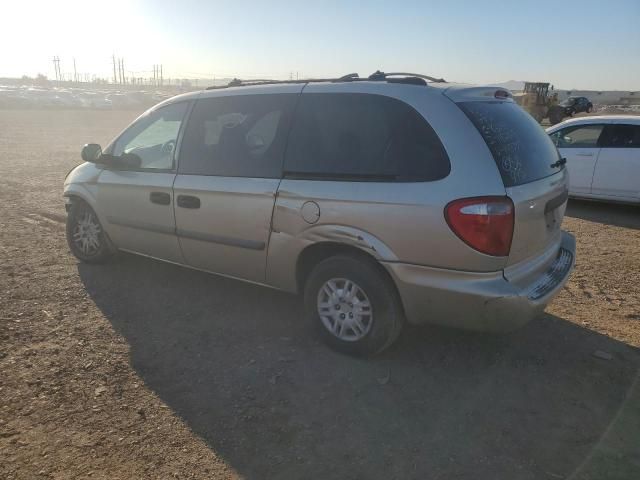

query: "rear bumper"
left=383, top=231, right=576, bottom=332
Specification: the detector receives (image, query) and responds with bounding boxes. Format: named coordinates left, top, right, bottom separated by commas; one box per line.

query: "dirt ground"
left=1, top=109, right=639, bottom=480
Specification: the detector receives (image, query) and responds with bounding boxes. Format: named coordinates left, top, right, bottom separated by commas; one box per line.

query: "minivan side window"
left=283, top=93, right=450, bottom=181
left=552, top=124, right=604, bottom=148
left=178, top=94, right=297, bottom=177
left=599, top=124, right=640, bottom=148
left=112, top=102, right=188, bottom=170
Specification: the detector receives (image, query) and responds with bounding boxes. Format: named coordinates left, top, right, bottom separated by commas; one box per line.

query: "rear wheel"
left=66, top=200, right=113, bottom=263
left=586, top=104, right=593, bottom=113
left=304, top=255, right=404, bottom=356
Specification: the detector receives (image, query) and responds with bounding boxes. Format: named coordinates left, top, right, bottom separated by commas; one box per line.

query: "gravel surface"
left=1, top=109, right=639, bottom=479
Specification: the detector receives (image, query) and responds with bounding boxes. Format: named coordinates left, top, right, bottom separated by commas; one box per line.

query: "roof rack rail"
left=205, top=74, right=362, bottom=90
left=204, top=71, right=446, bottom=90
left=368, top=70, right=446, bottom=83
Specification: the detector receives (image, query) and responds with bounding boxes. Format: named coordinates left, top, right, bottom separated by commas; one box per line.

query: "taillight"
left=445, top=197, right=514, bottom=257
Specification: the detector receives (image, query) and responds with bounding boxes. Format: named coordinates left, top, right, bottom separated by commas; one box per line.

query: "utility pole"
left=160, top=64, right=163, bottom=87
left=52, top=56, right=61, bottom=82
left=120, top=58, right=125, bottom=85
left=112, top=54, right=117, bottom=84
left=73, top=58, right=78, bottom=83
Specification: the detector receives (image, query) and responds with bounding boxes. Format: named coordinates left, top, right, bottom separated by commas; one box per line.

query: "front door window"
left=113, top=102, right=188, bottom=170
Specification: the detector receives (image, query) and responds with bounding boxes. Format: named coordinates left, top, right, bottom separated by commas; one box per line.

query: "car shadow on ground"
left=79, top=255, right=639, bottom=480
left=566, top=199, right=640, bottom=230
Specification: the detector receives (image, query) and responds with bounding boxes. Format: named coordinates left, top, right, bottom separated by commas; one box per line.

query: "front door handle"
left=150, top=191, right=171, bottom=205
left=176, top=195, right=201, bottom=209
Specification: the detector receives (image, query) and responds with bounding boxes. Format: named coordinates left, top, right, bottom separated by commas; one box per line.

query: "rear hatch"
left=454, top=95, right=568, bottom=269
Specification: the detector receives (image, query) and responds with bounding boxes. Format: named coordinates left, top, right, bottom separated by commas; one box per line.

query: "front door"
left=553, top=123, right=604, bottom=195
left=97, top=101, right=189, bottom=262
left=173, top=90, right=300, bottom=282
left=591, top=123, right=640, bottom=200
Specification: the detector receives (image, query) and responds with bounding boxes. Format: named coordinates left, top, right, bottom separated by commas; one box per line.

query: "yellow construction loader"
left=513, top=82, right=565, bottom=125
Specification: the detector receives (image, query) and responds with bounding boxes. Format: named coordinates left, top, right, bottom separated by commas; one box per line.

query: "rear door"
left=550, top=123, right=605, bottom=195
left=173, top=90, right=299, bottom=282
left=591, top=123, right=640, bottom=201
left=459, top=100, right=569, bottom=266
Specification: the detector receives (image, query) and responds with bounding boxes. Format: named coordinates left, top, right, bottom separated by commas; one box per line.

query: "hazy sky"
left=2, top=0, right=639, bottom=90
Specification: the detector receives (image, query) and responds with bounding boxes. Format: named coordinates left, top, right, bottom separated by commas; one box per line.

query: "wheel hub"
left=317, top=278, right=373, bottom=341
left=73, top=212, right=101, bottom=255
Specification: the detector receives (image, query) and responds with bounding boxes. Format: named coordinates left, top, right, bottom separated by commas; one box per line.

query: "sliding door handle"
left=149, top=191, right=171, bottom=205
left=176, top=195, right=201, bottom=209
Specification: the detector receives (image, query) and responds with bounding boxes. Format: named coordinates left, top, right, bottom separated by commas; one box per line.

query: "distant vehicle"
left=513, top=82, right=566, bottom=124
left=50, top=90, right=82, bottom=108
left=79, top=92, right=112, bottom=109
left=547, top=116, right=640, bottom=204
left=561, top=96, right=593, bottom=116
left=63, top=72, right=575, bottom=355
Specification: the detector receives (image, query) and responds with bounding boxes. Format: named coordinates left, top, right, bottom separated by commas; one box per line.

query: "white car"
left=547, top=116, right=640, bottom=204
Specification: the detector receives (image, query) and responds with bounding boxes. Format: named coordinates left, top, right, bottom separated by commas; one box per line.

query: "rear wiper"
left=550, top=158, right=567, bottom=169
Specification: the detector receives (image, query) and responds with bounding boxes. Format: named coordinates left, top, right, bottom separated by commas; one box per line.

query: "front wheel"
left=586, top=105, right=593, bottom=113
left=548, top=106, right=565, bottom=125
left=304, top=255, right=404, bottom=356
left=66, top=200, right=113, bottom=263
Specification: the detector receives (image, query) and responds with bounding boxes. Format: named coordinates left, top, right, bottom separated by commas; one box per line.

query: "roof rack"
left=205, top=71, right=446, bottom=90
left=368, top=71, right=446, bottom=83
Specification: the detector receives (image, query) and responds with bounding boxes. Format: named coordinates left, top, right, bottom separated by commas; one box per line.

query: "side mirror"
left=81, top=143, right=102, bottom=163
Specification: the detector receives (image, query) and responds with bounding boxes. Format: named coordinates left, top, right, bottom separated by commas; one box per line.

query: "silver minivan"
left=64, top=73, right=576, bottom=355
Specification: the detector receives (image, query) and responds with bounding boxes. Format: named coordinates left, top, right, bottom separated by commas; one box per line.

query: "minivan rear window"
left=459, top=101, right=561, bottom=187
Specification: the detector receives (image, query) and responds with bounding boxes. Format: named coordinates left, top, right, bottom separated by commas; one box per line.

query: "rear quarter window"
left=459, top=101, right=561, bottom=187
left=284, top=93, right=450, bottom=181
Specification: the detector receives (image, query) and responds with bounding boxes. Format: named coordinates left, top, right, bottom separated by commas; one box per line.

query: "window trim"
left=105, top=100, right=193, bottom=173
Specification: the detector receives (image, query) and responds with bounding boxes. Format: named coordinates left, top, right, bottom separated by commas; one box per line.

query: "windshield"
left=459, top=101, right=561, bottom=187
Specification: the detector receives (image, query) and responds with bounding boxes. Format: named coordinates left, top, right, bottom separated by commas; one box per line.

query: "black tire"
left=66, top=200, right=113, bottom=263
left=303, top=255, right=404, bottom=356
left=586, top=104, right=593, bottom=113
left=548, top=106, right=565, bottom=125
